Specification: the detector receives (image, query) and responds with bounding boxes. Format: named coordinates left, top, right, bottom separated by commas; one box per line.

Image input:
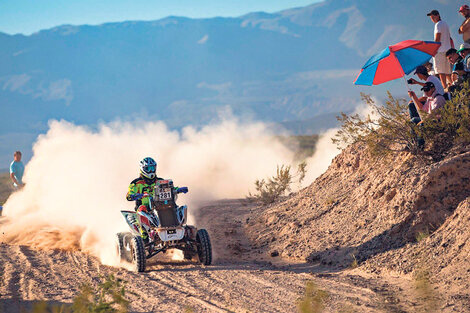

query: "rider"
left=126, top=157, right=188, bottom=242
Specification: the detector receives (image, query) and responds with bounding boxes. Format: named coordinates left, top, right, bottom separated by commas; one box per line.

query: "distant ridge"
left=0, top=0, right=465, bottom=164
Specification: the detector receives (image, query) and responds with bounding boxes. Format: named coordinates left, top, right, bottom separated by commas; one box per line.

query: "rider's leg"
left=136, top=205, right=150, bottom=242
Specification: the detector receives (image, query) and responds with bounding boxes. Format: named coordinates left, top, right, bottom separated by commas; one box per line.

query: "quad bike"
left=116, top=179, right=212, bottom=272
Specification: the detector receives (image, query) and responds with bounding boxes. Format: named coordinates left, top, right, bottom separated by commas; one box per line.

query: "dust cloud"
left=0, top=118, right=295, bottom=265
left=1, top=105, right=371, bottom=265
left=303, top=103, right=373, bottom=184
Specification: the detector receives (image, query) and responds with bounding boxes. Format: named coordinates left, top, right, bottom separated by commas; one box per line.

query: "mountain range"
left=0, top=0, right=467, bottom=163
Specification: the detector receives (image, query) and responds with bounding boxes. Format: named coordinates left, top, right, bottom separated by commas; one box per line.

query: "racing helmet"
left=140, top=157, right=157, bottom=180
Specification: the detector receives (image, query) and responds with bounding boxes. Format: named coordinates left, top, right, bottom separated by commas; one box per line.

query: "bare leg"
left=445, top=74, right=452, bottom=88
left=439, top=73, right=448, bottom=89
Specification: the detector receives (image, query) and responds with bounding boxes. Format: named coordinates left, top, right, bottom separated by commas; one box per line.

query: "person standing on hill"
left=458, top=5, right=470, bottom=44
left=428, top=9, right=454, bottom=89
left=10, top=151, right=24, bottom=189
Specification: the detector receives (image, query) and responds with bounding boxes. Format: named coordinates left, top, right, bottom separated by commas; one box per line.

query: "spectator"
left=408, top=65, right=445, bottom=95
left=428, top=10, right=454, bottom=89
left=457, top=42, right=470, bottom=69
left=10, top=151, right=25, bottom=189
left=408, top=82, right=446, bottom=148
left=446, top=48, right=467, bottom=88
left=424, top=62, right=436, bottom=76
left=408, top=82, right=446, bottom=124
left=458, top=5, right=470, bottom=43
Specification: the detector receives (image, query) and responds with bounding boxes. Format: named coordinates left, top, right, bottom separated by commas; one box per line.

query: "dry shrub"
left=333, top=92, right=418, bottom=156
left=247, top=162, right=307, bottom=204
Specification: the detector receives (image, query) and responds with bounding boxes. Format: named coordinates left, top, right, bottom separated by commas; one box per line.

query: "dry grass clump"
left=297, top=281, right=329, bottom=313
left=414, top=268, right=440, bottom=313
left=14, top=275, right=129, bottom=313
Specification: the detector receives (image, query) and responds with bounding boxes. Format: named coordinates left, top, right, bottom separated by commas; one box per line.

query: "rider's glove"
left=177, top=187, right=188, bottom=194
left=130, top=193, right=143, bottom=200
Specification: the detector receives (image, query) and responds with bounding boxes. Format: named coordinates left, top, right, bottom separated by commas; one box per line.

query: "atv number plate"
left=158, top=188, right=172, bottom=200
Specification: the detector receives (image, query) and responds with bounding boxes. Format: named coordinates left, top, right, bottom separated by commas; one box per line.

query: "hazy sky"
left=0, top=0, right=322, bottom=35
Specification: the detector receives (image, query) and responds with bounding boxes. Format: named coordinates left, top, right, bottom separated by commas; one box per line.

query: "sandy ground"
left=0, top=199, right=446, bottom=313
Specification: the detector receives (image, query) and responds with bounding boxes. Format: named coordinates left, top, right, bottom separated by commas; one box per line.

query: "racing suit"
left=126, top=176, right=186, bottom=241
left=126, top=175, right=161, bottom=241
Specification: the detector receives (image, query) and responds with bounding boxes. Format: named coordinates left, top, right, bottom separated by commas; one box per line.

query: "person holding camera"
left=407, top=65, right=444, bottom=95
left=408, top=81, right=446, bottom=124
left=407, top=65, right=445, bottom=122
left=407, top=82, right=446, bottom=148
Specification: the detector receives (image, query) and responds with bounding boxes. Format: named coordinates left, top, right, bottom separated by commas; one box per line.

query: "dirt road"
left=0, top=200, right=425, bottom=313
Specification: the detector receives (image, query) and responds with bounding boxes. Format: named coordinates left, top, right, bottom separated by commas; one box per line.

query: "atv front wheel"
left=196, top=229, right=212, bottom=265
left=127, top=235, right=146, bottom=272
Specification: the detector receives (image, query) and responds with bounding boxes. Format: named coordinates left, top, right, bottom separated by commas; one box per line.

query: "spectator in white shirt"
left=427, top=9, right=454, bottom=89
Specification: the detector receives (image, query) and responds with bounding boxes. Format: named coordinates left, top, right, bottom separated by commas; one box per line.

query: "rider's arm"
left=126, top=180, right=142, bottom=201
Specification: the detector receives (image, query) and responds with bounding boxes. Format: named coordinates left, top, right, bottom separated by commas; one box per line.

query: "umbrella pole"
left=402, top=76, right=423, bottom=121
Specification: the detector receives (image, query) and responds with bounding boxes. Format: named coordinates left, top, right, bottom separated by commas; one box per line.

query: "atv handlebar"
left=176, top=187, right=188, bottom=194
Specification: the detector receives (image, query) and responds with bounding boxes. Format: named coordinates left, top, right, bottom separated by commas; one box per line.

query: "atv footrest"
left=147, top=247, right=166, bottom=259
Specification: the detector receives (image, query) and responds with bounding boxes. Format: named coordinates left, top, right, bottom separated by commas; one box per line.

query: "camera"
left=407, top=79, right=414, bottom=84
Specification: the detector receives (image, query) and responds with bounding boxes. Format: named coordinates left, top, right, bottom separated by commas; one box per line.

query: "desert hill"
left=245, top=143, right=470, bottom=310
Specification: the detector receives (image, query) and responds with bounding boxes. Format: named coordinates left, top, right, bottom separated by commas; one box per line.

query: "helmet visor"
left=144, top=165, right=156, bottom=173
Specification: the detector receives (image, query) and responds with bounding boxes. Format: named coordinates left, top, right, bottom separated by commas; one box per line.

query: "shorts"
left=433, top=52, right=451, bottom=75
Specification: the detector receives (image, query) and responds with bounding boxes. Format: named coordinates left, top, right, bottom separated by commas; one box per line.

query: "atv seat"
left=155, top=207, right=180, bottom=227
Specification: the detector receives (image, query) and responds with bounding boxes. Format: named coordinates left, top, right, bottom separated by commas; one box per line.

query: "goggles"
left=144, top=165, right=156, bottom=172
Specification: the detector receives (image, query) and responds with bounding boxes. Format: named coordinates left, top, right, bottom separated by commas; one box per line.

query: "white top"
left=435, top=20, right=452, bottom=53
left=423, top=91, right=446, bottom=114
left=426, top=75, right=445, bottom=95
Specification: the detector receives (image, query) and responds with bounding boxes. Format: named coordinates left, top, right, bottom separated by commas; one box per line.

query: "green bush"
left=334, top=84, right=470, bottom=158
left=420, top=81, right=470, bottom=148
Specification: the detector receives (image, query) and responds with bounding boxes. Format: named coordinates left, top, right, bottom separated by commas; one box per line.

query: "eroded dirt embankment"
left=245, top=143, right=470, bottom=310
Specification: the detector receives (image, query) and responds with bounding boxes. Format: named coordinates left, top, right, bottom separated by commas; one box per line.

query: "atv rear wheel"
left=116, top=232, right=132, bottom=262
left=124, top=235, right=146, bottom=272
left=196, top=229, right=212, bottom=265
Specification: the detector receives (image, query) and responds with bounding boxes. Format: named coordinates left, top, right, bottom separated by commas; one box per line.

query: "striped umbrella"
left=354, top=40, right=441, bottom=86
